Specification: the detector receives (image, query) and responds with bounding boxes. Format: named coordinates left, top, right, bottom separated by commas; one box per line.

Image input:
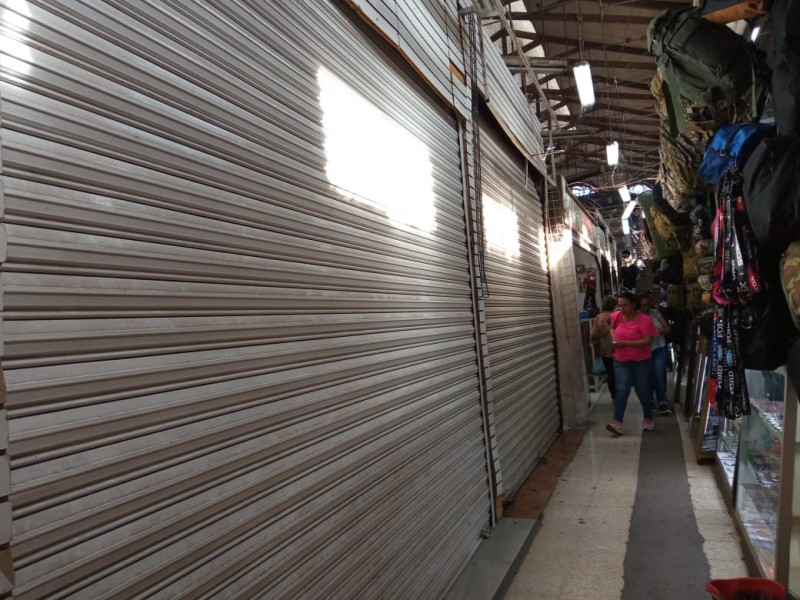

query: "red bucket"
left=707, top=577, right=788, bottom=600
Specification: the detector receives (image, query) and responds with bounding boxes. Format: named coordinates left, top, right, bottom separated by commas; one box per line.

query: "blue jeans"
left=614, top=358, right=655, bottom=422
left=651, top=346, right=668, bottom=410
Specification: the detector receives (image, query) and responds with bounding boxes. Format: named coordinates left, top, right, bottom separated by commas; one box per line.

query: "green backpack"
left=647, top=7, right=768, bottom=136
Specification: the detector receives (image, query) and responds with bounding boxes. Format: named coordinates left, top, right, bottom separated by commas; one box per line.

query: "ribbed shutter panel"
left=478, top=119, right=560, bottom=496
left=0, top=1, right=491, bottom=598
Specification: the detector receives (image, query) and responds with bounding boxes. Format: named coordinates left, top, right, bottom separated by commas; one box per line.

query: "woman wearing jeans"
left=606, top=291, right=659, bottom=436
left=639, top=292, right=672, bottom=416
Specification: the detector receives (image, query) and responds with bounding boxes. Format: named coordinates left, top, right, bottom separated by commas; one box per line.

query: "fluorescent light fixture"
left=622, top=200, right=637, bottom=221
left=572, top=60, right=595, bottom=109
left=618, top=185, right=631, bottom=203
left=606, top=141, right=619, bottom=166
left=622, top=219, right=630, bottom=235
left=751, top=25, right=761, bottom=42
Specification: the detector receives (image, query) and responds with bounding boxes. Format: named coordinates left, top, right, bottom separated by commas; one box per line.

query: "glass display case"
left=688, top=335, right=717, bottom=462
left=732, top=367, right=799, bottom=589
left=681, top=322, right=702, bottom=419
left=716, top=414, right=740, bottom=493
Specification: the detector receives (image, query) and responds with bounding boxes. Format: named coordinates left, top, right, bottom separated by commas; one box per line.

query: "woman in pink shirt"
left=606, top=291, right=659, bottom=435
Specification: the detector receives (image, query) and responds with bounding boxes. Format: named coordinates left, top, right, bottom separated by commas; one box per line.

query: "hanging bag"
left=698, top=123, right=776, bottom=184
left=770, top=0, right=800, bottom=134
left=647, top=7, right=769, bottom=136
left=738, top=287, right=797, bottom=371
left=742, top=135, right=800, bottom=251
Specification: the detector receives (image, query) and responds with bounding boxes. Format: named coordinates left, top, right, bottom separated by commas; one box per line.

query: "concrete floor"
left=504, top=390, right=748, bottom=599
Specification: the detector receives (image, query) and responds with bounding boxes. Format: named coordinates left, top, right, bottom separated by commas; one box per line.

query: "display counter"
left=705, top=367, right=800, bottom=593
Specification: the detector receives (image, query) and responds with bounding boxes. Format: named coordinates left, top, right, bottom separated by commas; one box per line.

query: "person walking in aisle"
left=639, top=292, right=672, bottom=416
left=590, top=295, right=618, bottom=404
left=606, top=291, right=660, bottom=436
left=582, top=268, right=598, bottom=311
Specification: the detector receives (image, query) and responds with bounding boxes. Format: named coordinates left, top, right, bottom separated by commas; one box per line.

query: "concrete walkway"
left=504, top=392, right=748, bottom=599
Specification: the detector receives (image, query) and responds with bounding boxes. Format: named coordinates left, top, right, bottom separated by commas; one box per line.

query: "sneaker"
left=643, top=419, right=655, bottom=431
left=658, top=406, right=672, bottom=416
left=606, top=420, right=623, bottom=435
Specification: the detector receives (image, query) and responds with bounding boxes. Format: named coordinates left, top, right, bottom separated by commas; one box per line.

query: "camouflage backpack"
left=781, top=240, right=800, bottom=331
left=652, top=72, right=754, bottom=213
left=682, top=248, right=699, bottom=282
left=696, top=256, right=715, bottom=276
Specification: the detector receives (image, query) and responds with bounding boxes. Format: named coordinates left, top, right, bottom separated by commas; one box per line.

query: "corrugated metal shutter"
left=478, top=118, right=560, bottom=496
left=0, top=1, right=492, bottom=598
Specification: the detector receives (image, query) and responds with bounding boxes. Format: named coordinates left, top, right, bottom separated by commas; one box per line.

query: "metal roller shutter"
left=0, top=1, right=492, bottom=598
left=478, top=118, right=560, bottom=497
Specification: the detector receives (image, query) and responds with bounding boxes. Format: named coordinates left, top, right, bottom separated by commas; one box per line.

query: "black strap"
left=713, top=170, right=758, bottom=418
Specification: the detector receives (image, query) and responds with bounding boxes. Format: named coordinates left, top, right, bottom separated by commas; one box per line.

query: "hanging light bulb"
left=606, top=141, right=619, bottom=166
left=572, top=60, right=595, bottom=109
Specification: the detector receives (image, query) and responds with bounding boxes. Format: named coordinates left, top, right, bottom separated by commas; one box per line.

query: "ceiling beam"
left=530, top=0, right=686, bottom=13
left=493, top=6, right=561, bottom=127
left=533, top=96, right=656, bottom=117
left=547, top=87, right=654, bottom=101
left=561, top=165, right=607, bottom=181
left=573, top=59, right=657, bottom=71
left=595, top=79, right=652, bottom=93
left=509, top=12, right=654, bottom=25
left=504, top=56, right=569, bottom=70
left=504, top=60, right=653, bottom=92
left=528, top=76, right=651, bottom=96
left=547, top=34, right=650, bottom=59
left=555, top=115, right=658, bottom=128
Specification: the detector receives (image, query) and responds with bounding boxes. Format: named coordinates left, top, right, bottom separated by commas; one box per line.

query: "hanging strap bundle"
left=710, top=170, right=763, bottom=417
left=711, top=304, right=750, bottom=418
left=712, top=171, right=763, bottom=306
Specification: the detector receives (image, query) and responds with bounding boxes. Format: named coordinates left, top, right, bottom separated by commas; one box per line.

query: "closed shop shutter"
left=479, top=119, right=560, bottom=496
left=0, top=1, right=491, bottom=598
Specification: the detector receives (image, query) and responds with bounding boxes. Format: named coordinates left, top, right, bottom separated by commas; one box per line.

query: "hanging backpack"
left=780, top=240, right=800, bottom=331
left=700, top=0, right=770, bottom=24
left=738, top=288, right=797, bottom=370
left=687, top=283, right=705, bottom=313
left=698, top=123, right=776, bottom=184
left=697, top=256, right=715, bottom=276
left=647, top=7, right=769, bottom=136
left=770, top=0, right=800, bottom=135
left=652, top=75, right=730, bottom=212
left=659, top=254, right=684, bottom=285
left=683, top=247, right=699, bottom=282
left=739, top=244, right=798, bottom=371
left=695, top=238, right=714, bottom=257
left=652, top=182, right=692, bottom=225
left=742, top=135, right=800, bottom=251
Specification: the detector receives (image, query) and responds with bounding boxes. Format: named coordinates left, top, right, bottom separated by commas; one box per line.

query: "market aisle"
left=504, top=393, right=748, bottom=599
left=623, top=399, right=708, bottom=598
